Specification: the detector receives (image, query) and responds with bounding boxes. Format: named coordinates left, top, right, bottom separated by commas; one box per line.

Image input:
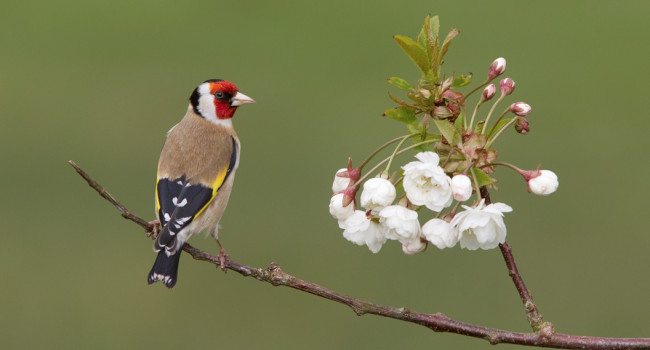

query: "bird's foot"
left=217, top=240, right=229, bottom=273
left=147, top=220, right=160, bottom=238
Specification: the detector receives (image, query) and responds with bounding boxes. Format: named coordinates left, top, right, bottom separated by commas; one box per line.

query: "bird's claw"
left=217, top=240, right=229, bottom=273
left=147, top=220, right=160, bottom=238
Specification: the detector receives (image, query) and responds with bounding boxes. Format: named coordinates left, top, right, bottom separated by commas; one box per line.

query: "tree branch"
left=70, top=160, right=650, bottom=349
left=480, top=186, right=549, bottom=332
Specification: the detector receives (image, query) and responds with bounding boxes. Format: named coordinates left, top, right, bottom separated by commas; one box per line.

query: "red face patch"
left=210, top=81, right=240, bottom=119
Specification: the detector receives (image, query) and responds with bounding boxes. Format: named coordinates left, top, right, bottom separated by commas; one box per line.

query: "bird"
left=147, top=79, right=255, bottom=288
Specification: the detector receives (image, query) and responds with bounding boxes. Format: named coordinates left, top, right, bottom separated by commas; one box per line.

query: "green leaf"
left=387, top=77, right=411, bottom=91
left=416, top=17, right=430, bottom=53
left=451, top=73, right=473, bottom=88
left=412, top=143, right=431, bottom=153
left=433, top=119, right=461, bottom=146
left=475, top=120, right=485, bottom=133
left=437, top=28, right=459, bottom=66
left=417, top=15, right=438, bottom=67
left=384, top=106, right=417, bottom=125
left=406, top=122, right=422, bottom=135
left=429, top=15, right=440, bottom=64
left=472, top=168, right=494, bottom=187
left=394, top=35, right=430, bottom=75
left=454, top=111, right=465, bottom=132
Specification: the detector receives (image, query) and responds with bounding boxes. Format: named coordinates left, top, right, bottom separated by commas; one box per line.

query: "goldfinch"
left=147, top=79, right=255, bottom=288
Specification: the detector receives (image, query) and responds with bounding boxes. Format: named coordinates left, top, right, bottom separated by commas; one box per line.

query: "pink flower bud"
left=481, top=84, right=496, bottom=101
left=488, top=57, right=506, bottom=79
left=509, top=102, right=531, bottom=116
left=514, top=117, right=530, bottom=134
left=499, top=78, right=515, bottom=96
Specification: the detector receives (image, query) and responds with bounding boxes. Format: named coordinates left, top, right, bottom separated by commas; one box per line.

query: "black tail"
left=147, top=249, right=182, bottom=288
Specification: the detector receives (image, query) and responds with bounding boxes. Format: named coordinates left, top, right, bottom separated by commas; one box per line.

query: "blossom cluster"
left=329, top=45, right=559, bottom=255
left=330, top=152, right=514, bottom=254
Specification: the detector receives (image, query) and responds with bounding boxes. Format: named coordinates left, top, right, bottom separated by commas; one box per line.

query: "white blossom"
left=402, top=152, right=453, bottom=212
left=528, top=170, right=558, bottom=195
left=332, top=168, right=350, bottom=193
left=378, top=205, right=421, bottom=243
left=402, top=237, right=427, bottom=255
left=450, top=174, right=473, bottom=202
left=340, top=211, right=386, bottom=253
left=451, top=200, right=512, bottom=250
left=329, top=193, right=355, bottom=221
left=422, top=218, right=457, bottom=249
left=360, top=177, right=396, bottom=211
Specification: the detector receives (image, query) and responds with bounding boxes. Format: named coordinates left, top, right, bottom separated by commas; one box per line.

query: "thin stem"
left=486, top=107, right=510, bottom=138
left=353, top=140, right=436, bottom=187
left=440, top=146, right=459, bottom=169
left=479, top=161, right=524, bottom=173
left=485, top=116, right=519, bottom=149
left=448, top=200, right=463, bottom=216
left=467, top=101, right=482, bottom=131
left=481, top=94, right=505, bottom=134
left=358, top=134, right=417, bottom=170
left=469, top=168, right=482, bottom=205
left=460, top=77, right=490, bottom=105
left=384, top=134, right=413, bottom=174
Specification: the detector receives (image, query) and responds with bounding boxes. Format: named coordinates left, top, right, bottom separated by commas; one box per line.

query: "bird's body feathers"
left=147, top=79, right=253, bottom=288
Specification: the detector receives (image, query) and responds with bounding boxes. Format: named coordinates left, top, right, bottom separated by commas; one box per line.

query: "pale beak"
left=231, top=92, right=256, bottom=106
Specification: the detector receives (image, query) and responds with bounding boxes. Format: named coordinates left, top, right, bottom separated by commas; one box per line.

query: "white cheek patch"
left=196, top=83, right=219, bottom=123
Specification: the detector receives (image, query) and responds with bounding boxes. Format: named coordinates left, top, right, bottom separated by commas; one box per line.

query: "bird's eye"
left=215, top=91, right=225, bottom=99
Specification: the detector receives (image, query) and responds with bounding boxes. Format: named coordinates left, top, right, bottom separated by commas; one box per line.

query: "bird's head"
left=189, top=79, right=255, bottom=123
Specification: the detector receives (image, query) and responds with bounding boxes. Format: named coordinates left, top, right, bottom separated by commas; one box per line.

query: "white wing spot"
left=176, top=216, right=191, bottom=225
left=163, top=213, right=171, bottom=222
left=172, top=197, right=188, bottom=207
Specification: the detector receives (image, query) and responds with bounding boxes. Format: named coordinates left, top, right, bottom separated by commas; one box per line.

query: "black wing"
left=154, top=175, right=214, bottom=253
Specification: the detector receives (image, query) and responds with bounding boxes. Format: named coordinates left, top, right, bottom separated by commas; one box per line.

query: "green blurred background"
left=1, top=0, right=648, bottom=348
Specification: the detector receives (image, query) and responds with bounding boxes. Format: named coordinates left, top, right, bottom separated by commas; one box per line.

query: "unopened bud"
left=509, top=102, right=531, bottom=116
left=481, top=84, right=496, bottom=102
left=450, top=174, right=472, bottom=201
left=524, top=170, right=558, bottom=195
left=514, top=117, right=530, bottom=134
left=488, top=57, right=506, bottom=79
left=332, top=168, right=350, bottom=193
left=499, top=78, right=515, bottom=96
